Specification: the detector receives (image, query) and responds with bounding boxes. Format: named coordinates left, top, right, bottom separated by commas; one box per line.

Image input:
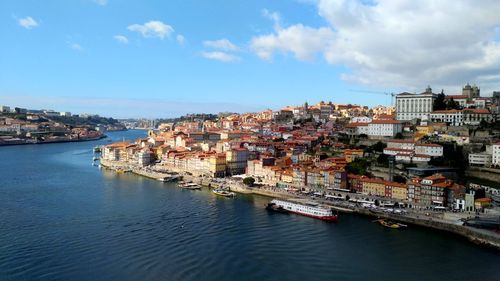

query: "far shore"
left=0, top=135, right=107, bottom=147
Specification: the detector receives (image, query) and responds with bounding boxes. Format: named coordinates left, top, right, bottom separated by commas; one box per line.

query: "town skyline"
left=1, top=0, right=500, bottom=117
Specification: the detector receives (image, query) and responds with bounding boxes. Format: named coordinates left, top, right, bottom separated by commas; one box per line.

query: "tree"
left=394, top=132, right=404, bottom=139
left=446, top=98, right=460, bottom=110
left=346, top=158, right=370, bottom=176
left=393, top=175, right=406, bottom=184
left=377, top=154, right=389, bottom=166
left=243, top=177, right=255, bottom=186
left=479, top=119, right=489, bottom=129
left=433, top=90, right=446, bottom=110
left=371, top=141, right=387, bottom=152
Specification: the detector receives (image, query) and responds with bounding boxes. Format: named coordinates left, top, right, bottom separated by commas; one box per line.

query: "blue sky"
left=1, top=0, right=499, bottom=118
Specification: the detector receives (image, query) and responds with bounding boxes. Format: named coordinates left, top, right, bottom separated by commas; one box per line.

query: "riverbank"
left=0, top=135, right=106, bottom=146
left=99, top=160, right=500, bottom=250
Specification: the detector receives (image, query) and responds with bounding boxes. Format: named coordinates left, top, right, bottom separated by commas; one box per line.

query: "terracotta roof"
left=346, top=122, right=369, bottom=128
left=432, top=109, right=462, bottom=113
left=416, top=143, right=442, bottom=147
left=445, top=95, right=468, bottom=99
left=465, top=108, right=490, bottom=114
left=388, top=139, right=415, bottom=143
left=369, top=119, right=400, bottom=124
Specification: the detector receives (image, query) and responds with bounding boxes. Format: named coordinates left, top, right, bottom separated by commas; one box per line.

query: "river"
left=0, top=130, right=498, bottom=281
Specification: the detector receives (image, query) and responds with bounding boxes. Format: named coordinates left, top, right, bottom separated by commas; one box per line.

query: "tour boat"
left=265, top=202, right=289, bottom=214
left=212, top=188, right=236, bottom=197
left=268, top=199, right=338, bottom=221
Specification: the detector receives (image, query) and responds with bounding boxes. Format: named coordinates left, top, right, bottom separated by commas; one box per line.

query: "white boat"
left=269, top=199, right=338, bottom=221
left=181, top=183, right=201, bottom=190
left=212, top=189, right=236, bottom=197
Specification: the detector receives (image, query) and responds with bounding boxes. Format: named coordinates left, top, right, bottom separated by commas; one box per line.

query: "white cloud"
left=69, top=43, right=83, bottom=51
left=114, top=35, right=128, bottom=44
left=202, top=51, right=240, bottom=62
left=176, top=34, right=185, bottom=45
left=262, top=9, right=281, bottom=29
left=127, top=21, right=174, bottom=40
left=203, top=39, right=239, bottom=52
left=250, top=24, right=335, bottom=61
left=18, top=17, right=38, bottom=29
left=251, top=0, right=500, bottom=92
left=93, top=0, right=107, bottom=6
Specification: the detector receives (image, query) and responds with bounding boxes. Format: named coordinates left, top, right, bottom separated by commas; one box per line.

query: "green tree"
left=371, top=141, right=387, bottom=152
left=446, top=98, right=461, bottom=110
left=393, top=175, right=406, bottom=184
left=346, top=158, right=370, bottom=175
left=433, top=90, right=446, bottom=110
left=394, top=132, right=404, bottom=139
left=243, top=177, right=255, bottom=186
left=377, top=154, right=389, bottom=166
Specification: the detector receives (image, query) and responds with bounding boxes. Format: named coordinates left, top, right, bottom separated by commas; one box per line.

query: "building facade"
left=396, top=88, right=435, bottom=121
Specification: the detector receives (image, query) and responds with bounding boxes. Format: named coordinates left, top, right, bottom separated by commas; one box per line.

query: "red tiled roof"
left=370, top=120, right=401, bottom=124
left=388, top=139, right=415, bottom=143
left=445, top=95, right=468, bottom=99
left=416, top=143, right=442, bottom=147
left=432, top=109, right=462, bottom=113
left=465, top=108, right=490, bottom=114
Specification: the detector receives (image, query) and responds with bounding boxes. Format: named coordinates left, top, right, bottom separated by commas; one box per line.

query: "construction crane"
left=348, top=89, right=396, bottom=106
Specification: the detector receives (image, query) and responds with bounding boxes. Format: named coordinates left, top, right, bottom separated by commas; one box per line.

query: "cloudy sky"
left=1, top=0, right=499, bottom=118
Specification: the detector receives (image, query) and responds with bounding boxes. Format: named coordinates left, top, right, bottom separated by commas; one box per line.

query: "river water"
left=0, top=130, right=498, bottom=281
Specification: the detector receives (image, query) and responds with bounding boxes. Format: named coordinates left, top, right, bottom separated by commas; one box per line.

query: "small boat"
left=92, top=156, right=99, bottom=161
left=212, top=189, right=236, bottom=197
left=93, top=146, right=101, bottom=153
left=265, top=203, right=289, bottom=214
left=181, top=183, right=201, bottom=190
left=375, top=219, right=407, bottom=229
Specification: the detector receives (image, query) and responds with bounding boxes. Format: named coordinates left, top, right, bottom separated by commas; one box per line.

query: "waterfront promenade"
left=99, top=159, right=500, bottom=250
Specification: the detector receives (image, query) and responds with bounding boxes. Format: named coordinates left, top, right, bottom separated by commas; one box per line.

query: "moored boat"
left=375, top=219, right=407, bottom=229
left=181, top=183, right=201, bottom=190
left=269, top=199, right=338, bottom=221
left=265, top=202, right=289, bottom=214
left=212, top=188, right=236, bottom=197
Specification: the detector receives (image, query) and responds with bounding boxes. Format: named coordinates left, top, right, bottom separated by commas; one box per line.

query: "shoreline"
left=0, top=135, right=107, bottom=147
left=99, top=159, right=500, bottom=250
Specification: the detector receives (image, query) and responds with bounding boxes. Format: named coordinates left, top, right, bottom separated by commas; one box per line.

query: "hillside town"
left=0, top=106, right=125, bottom=145
left=100, top=84, right=500, bottom=236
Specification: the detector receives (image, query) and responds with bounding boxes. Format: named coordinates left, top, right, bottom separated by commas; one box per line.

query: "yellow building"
left=388, top=182, right=408, bottom=201
left=344, top=149, right=364, bottom=163
left=209, top=153, right=227, bottom=177
left=361, top=178, right=386, bottom=197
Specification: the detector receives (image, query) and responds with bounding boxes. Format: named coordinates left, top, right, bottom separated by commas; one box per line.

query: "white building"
left=463, top=109, right=493, bottom=125
left=137, top=150, right=152, bottom=166
left=367, top=120, right=403, bottom=137
left=469, top=153, right=492, bottom=167
left=396, top=87, right=436, bottom=121
left=395, top=154, right=431, bottom=163
left=415, top=144, right=443, bottom=157
left=0, top=106, right=10, bottom=113
left=60, top=112, right=72, bottom=117
left=351, top=116, right=372, bottom=123
left=430, top=110, right=463, bottom=126
left=493, top=143, right=500, bottom=167
left=387, top=140, right=415, bottom=150
left=345, top=122, right=369, bottom=136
